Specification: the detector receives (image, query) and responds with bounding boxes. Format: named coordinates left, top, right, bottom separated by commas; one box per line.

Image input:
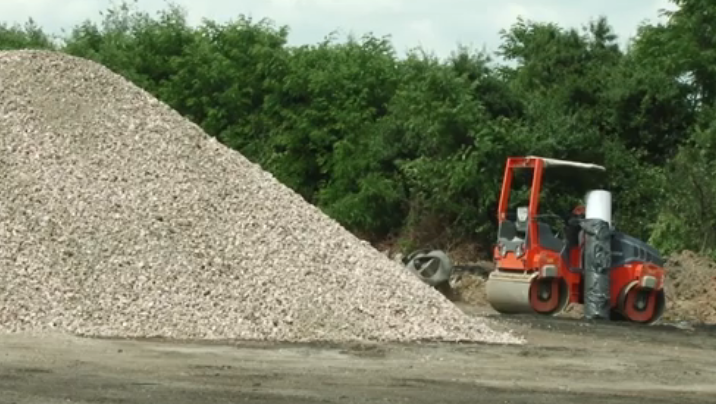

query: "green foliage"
left=0, top=19, right=56, bottom=50
left=651, top=104, right=716, bottom=256
left=2, top=0, right=714, bottom=256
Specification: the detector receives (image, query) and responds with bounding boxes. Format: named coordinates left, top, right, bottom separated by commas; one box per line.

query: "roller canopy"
left=526, top=156, right=606, bottom=171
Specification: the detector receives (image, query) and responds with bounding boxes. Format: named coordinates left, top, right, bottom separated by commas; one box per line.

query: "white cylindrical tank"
left=584, top=189, right=612, bottom=227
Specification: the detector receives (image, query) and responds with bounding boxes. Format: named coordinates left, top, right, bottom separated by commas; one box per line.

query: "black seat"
left=539, top=222, right=565, bottom=252
left=524, top=222, right=564, bottom=253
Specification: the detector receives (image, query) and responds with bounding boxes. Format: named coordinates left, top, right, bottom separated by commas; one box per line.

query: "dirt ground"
left=1, top=304, right=715, bottom=404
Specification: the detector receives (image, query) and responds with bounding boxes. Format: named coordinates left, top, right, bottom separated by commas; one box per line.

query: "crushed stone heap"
left=0, top=50, right=521, bottom=344
left=663, top=251, right=716, bottom=324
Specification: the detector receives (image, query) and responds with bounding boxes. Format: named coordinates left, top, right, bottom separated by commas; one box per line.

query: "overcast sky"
left=1, top=0, right=676, bottom=58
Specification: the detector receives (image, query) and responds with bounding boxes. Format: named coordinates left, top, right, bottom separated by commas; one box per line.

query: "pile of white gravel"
left=0, top=50, right=522, bottom=344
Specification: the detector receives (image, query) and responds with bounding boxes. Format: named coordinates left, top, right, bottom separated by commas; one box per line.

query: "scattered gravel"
left=0, top=50, right=522, bottom=344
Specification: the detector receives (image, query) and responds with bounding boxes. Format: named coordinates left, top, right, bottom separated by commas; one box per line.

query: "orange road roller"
left=485, top=156, right=666, bottom=324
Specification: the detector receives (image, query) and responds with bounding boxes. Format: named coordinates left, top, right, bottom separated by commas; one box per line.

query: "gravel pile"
left=663, top=251, right=716, bottom=324
left=0, top=50, right=521, bottom=344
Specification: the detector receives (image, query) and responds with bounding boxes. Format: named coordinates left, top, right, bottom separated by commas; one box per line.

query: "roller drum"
left=485, top=271, right=535, bottom=314
left=617, top=281, right=666, bottom=324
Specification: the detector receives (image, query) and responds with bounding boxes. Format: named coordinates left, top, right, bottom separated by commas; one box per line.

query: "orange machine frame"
left=492, top=157, right=665, bottom=322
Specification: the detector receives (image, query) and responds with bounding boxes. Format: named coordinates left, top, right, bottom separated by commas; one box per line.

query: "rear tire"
left=529, top=277, right=569, bottom=316
left=617, top=281, right=665, bottom=324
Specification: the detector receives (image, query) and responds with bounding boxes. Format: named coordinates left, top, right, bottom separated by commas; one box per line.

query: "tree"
left=0, top=0, right=710, bottom=256
left=0, top=19, right=56, bottom=50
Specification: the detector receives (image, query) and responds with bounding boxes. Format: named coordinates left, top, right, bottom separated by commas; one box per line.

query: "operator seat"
left=533, top=222, right=564, bottom=252
left=502, top=208, right=565, bottom=253
left=511, top=207, right=564, bottom=253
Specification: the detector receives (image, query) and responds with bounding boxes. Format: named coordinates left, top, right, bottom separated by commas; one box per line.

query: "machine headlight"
left=515, top=243, right=524, bottom=257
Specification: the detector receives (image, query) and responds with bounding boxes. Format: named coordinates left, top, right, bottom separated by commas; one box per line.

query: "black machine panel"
left=610, top=231, right=664, bottom=268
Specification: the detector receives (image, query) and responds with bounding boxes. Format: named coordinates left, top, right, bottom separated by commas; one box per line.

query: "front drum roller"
left=617, top=281, right=665, bottom=324
left=486, top=270, right=569, bottom=315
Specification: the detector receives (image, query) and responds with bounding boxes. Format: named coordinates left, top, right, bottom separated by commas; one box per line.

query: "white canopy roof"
left=527, top=156, right=606, bottom=171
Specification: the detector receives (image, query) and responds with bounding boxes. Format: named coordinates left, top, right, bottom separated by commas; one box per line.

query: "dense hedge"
left=2, top=0, right=715, bottom=258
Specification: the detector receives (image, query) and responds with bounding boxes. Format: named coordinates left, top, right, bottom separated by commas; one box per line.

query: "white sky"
left=0, top=0, right=676, bottom=58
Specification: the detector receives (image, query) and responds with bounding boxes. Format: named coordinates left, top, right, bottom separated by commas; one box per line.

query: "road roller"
left=485, top=156, right=666, bottom=324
